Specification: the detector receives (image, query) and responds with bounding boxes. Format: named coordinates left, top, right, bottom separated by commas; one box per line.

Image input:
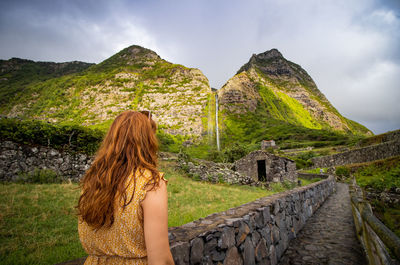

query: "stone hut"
left=261, top=139, right=277, bottom=150
left=234, top=150, right=297, bottom=183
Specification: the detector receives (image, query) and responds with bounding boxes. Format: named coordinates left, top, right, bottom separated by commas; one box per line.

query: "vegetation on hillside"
left=231, top=51, right=372, bottom=137
left=0, top=117, right=197, bottom=157
left=0, top=117, right=104, bottom=155
left=0, top=46, right=205, bottom=133
left=335, top=156, right=400, bottom=237
left=219, top=102, right=358, bottom=148
left=0, top=58, right=93, bottom=106
left=217, top=59, right=368, bottom=158
left=1, top=45, right=372, bottom=156
left=335, top=156, right=400, bottom=192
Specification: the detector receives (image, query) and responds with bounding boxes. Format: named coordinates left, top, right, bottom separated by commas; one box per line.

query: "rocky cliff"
left=0, top=45, right=212, bottom=136
left=218, top=49, right=372, bottom=137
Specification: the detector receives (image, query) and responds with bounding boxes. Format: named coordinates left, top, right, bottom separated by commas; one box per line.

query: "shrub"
left=192, top=174, right=201, bottom=181
left=178, top=148, right=192, bottom=162
left=0, top=117, right=104, bottom=155
left=207, top=149, right=225, bottom=163
left=217, top=174, right=225, bottom=184
left=355, top=165, right=400, bottom=191
left=335, top=166, right=350, bottom=178
left=294, top=158, right=313, bottom=169
left=156, top=130, right=184, bottom=153
left=282, top=180, right=297, bottom=189
left=17, top=168, right=63, bottom=184
left=222, top=143, right=250, bottom=163
left=297, top=151, right=316, bottom=161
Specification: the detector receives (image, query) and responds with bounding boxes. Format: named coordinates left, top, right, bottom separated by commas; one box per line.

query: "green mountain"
left=217, top=49, right=372, bottom=148
left=0, top=46, right=372, bottom=152
left=0, top=46, right=212, bottom=135
left=0, top=58, right=93, bottom=106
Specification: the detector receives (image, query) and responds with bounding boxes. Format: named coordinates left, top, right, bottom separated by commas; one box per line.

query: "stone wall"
left=297, top=172, right=329, bottom=180
left=280, top=146, right=313, bottom=153
left=382, top=129, right=400, bottom=142
left=58, top=176, right=336, bottom=265
left=179, top=159, right=259, bottom=186
left=0, top=141, right=92, bottom=182
left=234, top=150, right=297, bottom=183
left=168, top=175, right=336, bottom=265
left=356, top=129, right=400, bottom=147
left=311, top=140, right=400, bottom=168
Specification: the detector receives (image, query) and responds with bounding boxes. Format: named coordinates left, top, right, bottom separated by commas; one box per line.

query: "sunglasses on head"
left=139, top=110, right=152, bottom=119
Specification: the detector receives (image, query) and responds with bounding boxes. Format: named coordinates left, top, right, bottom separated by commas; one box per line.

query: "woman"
left=77, top=111, right=174, bottom=265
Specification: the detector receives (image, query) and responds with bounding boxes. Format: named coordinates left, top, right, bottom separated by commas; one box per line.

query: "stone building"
left=234, top=150, right=297, bottom=183
left=261, top=139, right=277, bottom=150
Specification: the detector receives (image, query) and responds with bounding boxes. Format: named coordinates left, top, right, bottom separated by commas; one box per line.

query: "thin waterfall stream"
left=215, top=93, right=220, bottom=151
left=207, top=95, right=213, bottom=145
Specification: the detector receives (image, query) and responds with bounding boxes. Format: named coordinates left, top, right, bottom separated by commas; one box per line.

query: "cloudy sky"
left=1, top=0, right=399, bottom=134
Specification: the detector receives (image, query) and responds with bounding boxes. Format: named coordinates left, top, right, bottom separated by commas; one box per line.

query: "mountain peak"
left=237, top=48, right=287, bottom=74
left=253, top=48, right=283, bottom=61
left=92, top=45, right=161, bottom=71
left=119, top=45, right=160, bottom=60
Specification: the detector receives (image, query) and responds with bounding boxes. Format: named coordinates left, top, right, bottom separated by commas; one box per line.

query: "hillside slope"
left=0, top=46, right=212, bottom=136
left=217, top=49, right=372, bottom=147
left=0, top=58, right=93, bottom=106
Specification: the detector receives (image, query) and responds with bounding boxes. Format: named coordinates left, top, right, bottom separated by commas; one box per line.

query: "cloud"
left=0, top=0, right=159, bottom=63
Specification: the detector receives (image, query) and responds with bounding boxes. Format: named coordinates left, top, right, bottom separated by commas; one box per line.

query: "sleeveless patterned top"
left=78, top=169, right=166, bottom=265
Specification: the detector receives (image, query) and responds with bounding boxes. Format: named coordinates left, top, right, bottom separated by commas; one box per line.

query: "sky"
left=0, top=0, right=399, bottom=134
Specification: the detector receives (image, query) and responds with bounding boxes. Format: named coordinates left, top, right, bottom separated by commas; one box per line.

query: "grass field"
left=0, top=161, right=311, bottom=265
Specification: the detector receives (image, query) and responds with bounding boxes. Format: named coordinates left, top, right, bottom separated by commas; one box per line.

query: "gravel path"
left=279, top=182, right=367, bottom=265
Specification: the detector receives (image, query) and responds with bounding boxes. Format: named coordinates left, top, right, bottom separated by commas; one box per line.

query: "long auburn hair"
left=77, top=111, right=159, bottom=229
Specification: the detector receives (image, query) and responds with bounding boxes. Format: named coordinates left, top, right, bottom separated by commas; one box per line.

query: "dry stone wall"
left=168, top=176, right=336, bottom=265
left=297, top=172, right=329, bottom=180
left=179, top=159, right=259, bottom=186
left=311, top=140, right=400, bottom=168
left=0, top=141, right=92, bottom=182
left=356, top=129, right=400, bottom=147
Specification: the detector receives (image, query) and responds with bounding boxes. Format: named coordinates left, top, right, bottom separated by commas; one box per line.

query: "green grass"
left=163, top=162, right=285, bottom=226
left=0, top=161, right=296, bottom=265
left=355, top=166, right=400, bottom=191
left=298, top=177, right=323, bottom=186
left=301, top=168, right=328, bottom=174
left=0, top=183, right=84, bottom=265
left=340, top=156, right=400, bottom=191
left=342, top=156, right=400, bottom=238
left=372, top=201, right=400, bottom=238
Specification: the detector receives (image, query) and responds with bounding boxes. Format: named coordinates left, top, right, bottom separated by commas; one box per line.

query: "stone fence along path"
left=278, top=183, right=367, bottom=265
left=58, top=176, right=336, bottom=265
left=311, top=140, right=400, bottom=168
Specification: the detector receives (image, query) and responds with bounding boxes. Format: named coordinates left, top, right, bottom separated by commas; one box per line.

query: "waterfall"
left=207, top=95, right=213, bottom=144
left=215, top=93, right=220, bottom=151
